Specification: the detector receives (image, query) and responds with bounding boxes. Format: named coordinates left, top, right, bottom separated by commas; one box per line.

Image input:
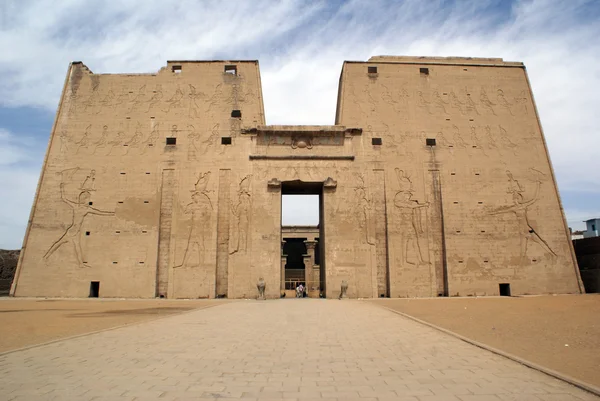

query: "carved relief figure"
left=82, top=80, right=100, bottom=112
left=99, top=90, right=115, bottom=109
left=230, top=175, right=252, bottom=254
left=44, top=169, right=115, bottom=267
left=129, top=85, right=146, bottom=112
left=200, top=123, right=220, bottom=155
left=393, top=169, right=429, bottom=266
left=484, top=125, right=498, bottom=149
left=347, top=84, right=369, bottom=117
left=355, top=174, right=374, bottom=245
left=146, top=85, right=163, bottom=113
left=164, top=86, right=184, bottom=113
left=80, top=169, right=96, bottom=192
left=68, top=90, right=78, bottom=114
left=175, top=172, right=213, bottom=268
left=464, top=93, right=479, bottom=115
left=436, top=131, right=454, bottom=147
left=59, top=130, right=70, bottom=154
left=448, top=91, right=465, bottom=115
left=498, top=125, right=517, bottom=150
left=395, top=168, right=413, bottom=193
left=470, top=126, right=487, bottom=155
left=496, top=89, right=513, bottom=115
left=489, top=170, right=556, bottom=259
left=432, top=91, right=448, bottom=114
left=107, top=128, right=126, bottom=155
left=479, top=87, right=496, bottom=115
left=124, top=124, right=144, bottom=154
left=188, top=84, right=204, bottom=118
left=92, top=125, right=109, bottom=154
left=452, top=125, right=468, bottom=148
left=416, top=91, right=431, bottom=114
left=365, top=81, right=378, bottom=112
left=187, top=124, right=201, bottom=160
left=514, top=90, right=529, bottom=115
left=141, top=123, right=159, bottom=153
left=380, top=84, right=400, bottom=113
left=113, top=90, right=129, bottom=111
left=75, top=125, right=92, bottom=154
left=206, top=83, right=224, bottom=114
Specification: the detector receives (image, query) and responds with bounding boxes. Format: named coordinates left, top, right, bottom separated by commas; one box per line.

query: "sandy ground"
left=0, top=298, right=228, bottom=353
left=369, top=294, right=600, bottom=387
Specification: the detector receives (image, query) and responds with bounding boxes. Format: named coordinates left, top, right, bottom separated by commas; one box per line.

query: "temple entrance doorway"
left=281, top=181, right=324, bottom=298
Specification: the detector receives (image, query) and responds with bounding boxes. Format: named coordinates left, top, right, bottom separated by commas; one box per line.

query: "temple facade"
left=11, top=56, right=583, bottom=298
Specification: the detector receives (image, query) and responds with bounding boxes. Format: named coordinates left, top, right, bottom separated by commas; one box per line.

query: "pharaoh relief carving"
left=107, top=127, right=126, bottom=156
left=140, top=123, right=159, bottom=154
left=187, top=124, right=201, bottom=161
left=380, top=83, right=409, bottom=115
left=75, top=125, right=92, bottom=154
left=354, top=174, right=374, bottom=246
left=124, top=123, right=144, bottom=154
left=146, top=85, right=163, bottom=113
left=92, top=125, right=109, bottom=155
left=479, top=87, right=496, bottom=115
left=514, top=90, right=529, bottom=115
left=230, top=175, right=252, bottom=255
left=59, top=130, right=70, bottom=155
left=82, top=78, right=100, bottom=113
left=44, top=168, right=114, bottom=267
left=206, top=83, right=225, bottom=114
left=464, top=92, right=480, bottom=115
left=129, top=85, right=146, bottom=112
left=431, top=91, right=448, bottom=114
left=164, top=86, right=184, bottom=113
left=393, top=168, right=429, bottom=267
left=496, top=89, right=513, bottom=115
left=175, top=172, right=213, bottom=268
left=451, top=125, right=468, bottom=149
left=188, top=84, right=204, bottom=118
left=347, top=84, right=370, bottom=118
left=488, top=169, right=556, bottom=261
left=448, top=91, right=466, bottom=115
left=416, top=91, right=432, bottom=114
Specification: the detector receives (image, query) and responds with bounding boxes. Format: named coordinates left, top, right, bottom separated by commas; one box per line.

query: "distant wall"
left=573, top=237, right=600, bottom=293
left=0, top=250, right=19, bottom=295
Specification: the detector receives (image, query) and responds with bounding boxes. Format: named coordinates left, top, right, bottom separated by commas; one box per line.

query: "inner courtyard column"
left=281, top=240, right=286, bottom=295
left=304, top=240, right=319, bottom=297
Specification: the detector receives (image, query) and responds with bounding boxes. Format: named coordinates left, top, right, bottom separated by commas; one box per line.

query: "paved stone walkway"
left=0, top=299, right=597, bottom=401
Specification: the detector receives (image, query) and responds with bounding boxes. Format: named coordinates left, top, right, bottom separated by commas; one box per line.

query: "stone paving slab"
left=0, top=299, right=597, bottom=401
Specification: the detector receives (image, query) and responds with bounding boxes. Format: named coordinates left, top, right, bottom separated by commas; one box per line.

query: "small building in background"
left=583, top=218, right=600, bottom=238
left=570, top=228, right=585, bottom=241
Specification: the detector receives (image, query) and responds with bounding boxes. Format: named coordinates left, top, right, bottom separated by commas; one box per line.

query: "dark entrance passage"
left=281, top=181, right=324, bottom=298
left=282, top=238, right=307, bottom=291
left=89, top=281, right=100, bottom=298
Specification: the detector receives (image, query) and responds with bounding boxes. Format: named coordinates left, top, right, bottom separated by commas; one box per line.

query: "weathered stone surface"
left=11, top=57, right=583, bottom=299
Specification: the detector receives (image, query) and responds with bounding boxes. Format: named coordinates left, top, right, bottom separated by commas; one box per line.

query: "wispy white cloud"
left=0, top=129, right=39, bottom=248
left=0, top=0, right=598, bottom=247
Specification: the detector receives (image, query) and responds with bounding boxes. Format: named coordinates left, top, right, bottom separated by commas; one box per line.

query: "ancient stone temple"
left=11, top=56, right=583, bottom=299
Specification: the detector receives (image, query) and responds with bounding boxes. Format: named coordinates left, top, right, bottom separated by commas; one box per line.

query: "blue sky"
left=1, top=0, right=599, bottom=248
